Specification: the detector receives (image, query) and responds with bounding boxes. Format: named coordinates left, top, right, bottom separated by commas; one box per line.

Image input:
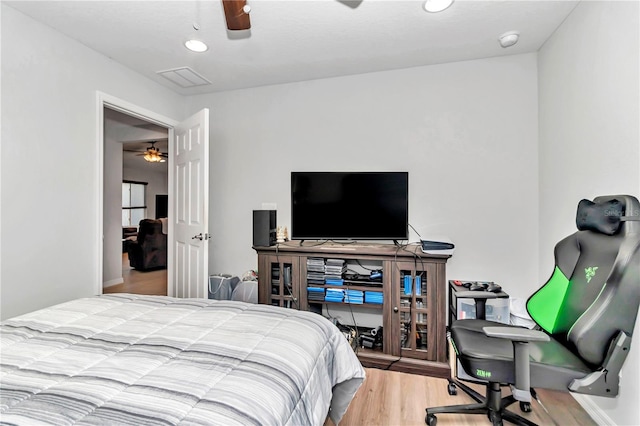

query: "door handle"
left=192, top=233, right=210, bottom=241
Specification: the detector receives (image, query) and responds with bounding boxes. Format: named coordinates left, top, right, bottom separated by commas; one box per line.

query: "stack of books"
left=344, top=289, right=364, bottom=304
left=307, top=287, right=325, bottom=302
left=325, top=259, right=346, bottom=285
left=364, top=291, right=383, bottom=304
left=307, top=257, right=325, bottom=285
left=325, top=288, right=344, bottom=303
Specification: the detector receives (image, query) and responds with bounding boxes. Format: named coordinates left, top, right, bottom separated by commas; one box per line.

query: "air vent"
left=157, top=67, right=211, bottom=88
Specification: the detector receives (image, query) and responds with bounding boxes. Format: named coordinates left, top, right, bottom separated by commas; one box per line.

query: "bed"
left=0, top=294, right=365, bottom=425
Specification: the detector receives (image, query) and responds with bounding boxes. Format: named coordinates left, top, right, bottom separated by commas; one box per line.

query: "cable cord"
left=343, top=280, right=360, bottom=354
left=408, top=223, right=422, bottom=239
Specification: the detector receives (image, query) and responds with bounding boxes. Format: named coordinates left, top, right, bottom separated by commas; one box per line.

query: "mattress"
left=0, top=294, right=365, bottom=425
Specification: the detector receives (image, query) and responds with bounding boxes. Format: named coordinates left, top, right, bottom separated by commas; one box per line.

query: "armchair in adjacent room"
left=426, top=195, right=640, bottom=426
left=127, top=219, right=167, bottom=271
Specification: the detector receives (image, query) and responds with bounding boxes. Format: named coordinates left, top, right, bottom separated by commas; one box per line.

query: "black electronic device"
left=486, top=283, right=503, bottom=293
left=360, top=335, right=376, bottom=349
left=454, top=280, right=502, bottom=293
left=155, top=194, right=168, bottom=219
left=253, top=210, right=277, bottom=247
left=360, top=326, right=383, bottom=349
left=290, top=172, right=409, bottom=241
left=469, top=282, right=488, bottom=291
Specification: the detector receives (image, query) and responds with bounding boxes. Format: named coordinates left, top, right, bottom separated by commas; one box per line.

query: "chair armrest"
left=481, top=326, right=549, bottom=403
left=455, top=291, right=508, bottom=299
left=482, top=326, right=550, bottom=342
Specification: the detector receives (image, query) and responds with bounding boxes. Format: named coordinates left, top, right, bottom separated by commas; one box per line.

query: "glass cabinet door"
left=394, top=262, right=436, bottom=360
left=263, top=255, right=301, bottom=310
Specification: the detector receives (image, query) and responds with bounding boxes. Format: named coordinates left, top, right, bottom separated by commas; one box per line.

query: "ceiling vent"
left=157, top=67, right=211, bottom=88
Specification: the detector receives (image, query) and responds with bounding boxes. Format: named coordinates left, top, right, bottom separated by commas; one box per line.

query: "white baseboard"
left=103, top=277, right=124, bottom=288
left=572, top=394, right=615, bottom=425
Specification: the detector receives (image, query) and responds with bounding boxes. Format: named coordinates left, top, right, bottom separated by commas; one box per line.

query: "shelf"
left=308, top=300, right=384, bottom=309
left=343, top=280, right=383, bottom=287
left=308, top=284, right=383, bottom=292
left=255, top=242, right=451, bottom=378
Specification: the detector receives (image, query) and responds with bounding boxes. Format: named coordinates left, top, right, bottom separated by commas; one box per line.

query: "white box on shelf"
left=456, top=297, right=510, bottom=324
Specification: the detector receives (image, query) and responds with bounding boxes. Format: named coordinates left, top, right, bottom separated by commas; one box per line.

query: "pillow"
left=576, top=198, right=623, bottom=235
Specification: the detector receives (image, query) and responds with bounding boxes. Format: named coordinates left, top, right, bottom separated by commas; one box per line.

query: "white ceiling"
left=7, top=0, right=580, bottom=95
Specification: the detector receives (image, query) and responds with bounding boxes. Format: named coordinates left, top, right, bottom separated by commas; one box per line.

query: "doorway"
left=103, top=108, right=169, bottom=295
left=97, top=92, right=178, bottom=296
left=96, top=92, right=211, bottom=298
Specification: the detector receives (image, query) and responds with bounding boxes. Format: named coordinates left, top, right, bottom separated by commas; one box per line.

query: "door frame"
left=96, top=91, right=178, bottom=296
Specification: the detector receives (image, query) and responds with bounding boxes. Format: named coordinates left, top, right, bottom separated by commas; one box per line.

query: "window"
left=122, top=181, right=147, bottom=227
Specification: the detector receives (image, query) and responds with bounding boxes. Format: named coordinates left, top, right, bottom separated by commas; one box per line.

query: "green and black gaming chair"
left=425, top=195, right=640, bottom=426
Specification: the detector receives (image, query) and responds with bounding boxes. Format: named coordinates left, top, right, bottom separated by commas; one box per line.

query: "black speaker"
left=155, top=194, right=168, bottom=219
left=253, top=210, right=276, bottom=247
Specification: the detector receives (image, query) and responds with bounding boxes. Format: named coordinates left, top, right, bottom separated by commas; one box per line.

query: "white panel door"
left=172, top=109, right=209, bottom=298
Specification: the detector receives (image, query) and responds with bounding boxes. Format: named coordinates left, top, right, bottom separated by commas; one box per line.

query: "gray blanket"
left=0, top=294, right=365, bottom=425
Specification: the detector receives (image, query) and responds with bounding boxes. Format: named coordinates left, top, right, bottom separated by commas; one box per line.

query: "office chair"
left=426, top=195, right=640, bottom=426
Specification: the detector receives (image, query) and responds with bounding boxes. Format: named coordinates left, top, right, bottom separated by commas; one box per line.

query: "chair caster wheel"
left=520, top=401, right=532, bottom=413
left=425, top=413, right=437, bottom=426
left=447, top=382, right=457, bottom=395
left=488, top=411, right=503, bottom=426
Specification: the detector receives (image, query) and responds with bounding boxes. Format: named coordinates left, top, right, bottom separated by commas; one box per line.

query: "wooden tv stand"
left=253, top=241, right=451, bottom=378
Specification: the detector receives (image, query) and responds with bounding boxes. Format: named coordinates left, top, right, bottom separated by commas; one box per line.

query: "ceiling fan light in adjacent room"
left=143, top=151, right=164, bottom=163
left=423, top=0, right=454, bottom=13
left=184, top=39, right=208, bottom=53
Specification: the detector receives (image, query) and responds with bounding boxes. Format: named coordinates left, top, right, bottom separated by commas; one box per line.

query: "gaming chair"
left=425, top=195, right=640, bottom=426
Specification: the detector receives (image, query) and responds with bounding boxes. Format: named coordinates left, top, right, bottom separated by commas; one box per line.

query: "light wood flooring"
left=337, top=368, right=596, bottom=426
left=102, top=256, right=594, bottom=426
left=103, top=253, right=167, bottom=296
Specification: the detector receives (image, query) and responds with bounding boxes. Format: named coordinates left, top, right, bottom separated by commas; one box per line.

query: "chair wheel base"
left=520, top=402, right=532, bottom=413
left=447, top=383, right=457, bottom=395
left=425, top=413, right=437, bottom=426
left=488, top=410, right=503, bottom=426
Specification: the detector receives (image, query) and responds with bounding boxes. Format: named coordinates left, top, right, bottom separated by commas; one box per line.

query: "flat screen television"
left=291, top=172, right=408, bottom=241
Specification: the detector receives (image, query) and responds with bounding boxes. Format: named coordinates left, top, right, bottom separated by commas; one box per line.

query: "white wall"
left=187, top=53, right=540, bottom=298
left=538, top=1, right=640, bottom=424
left=103, top=134, right=124, bottom=286
left=0, top=4, right=185, bottom=319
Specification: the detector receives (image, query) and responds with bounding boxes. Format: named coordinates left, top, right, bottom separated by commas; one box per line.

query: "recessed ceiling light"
left=423, top=0, right=454, bottom=13
left=498, top=31, right=520, bottom=48
left=184, top=39, right=208, bottom=53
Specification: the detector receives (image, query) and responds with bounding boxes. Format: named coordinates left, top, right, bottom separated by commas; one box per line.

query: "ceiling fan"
left=124, top=141, right=168, bottom=163
left=222, top=0, right=251, bottom=31
left=220, top=0, right=363, bottom=31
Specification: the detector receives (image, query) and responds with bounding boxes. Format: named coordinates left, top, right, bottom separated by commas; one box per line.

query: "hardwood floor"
left=103, top=253, right=167, bottom=295
left=102, top=259, right=595, bottom=426
left=337, top=368, right=596, bottom=426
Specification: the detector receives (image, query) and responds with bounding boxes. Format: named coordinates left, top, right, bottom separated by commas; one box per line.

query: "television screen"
left=291, top=172, right=408, bottom=241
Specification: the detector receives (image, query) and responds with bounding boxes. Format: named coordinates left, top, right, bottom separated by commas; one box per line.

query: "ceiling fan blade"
left=222, top=0, right=251, bottom=31
left=336, top=0, right=364, bottom=8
